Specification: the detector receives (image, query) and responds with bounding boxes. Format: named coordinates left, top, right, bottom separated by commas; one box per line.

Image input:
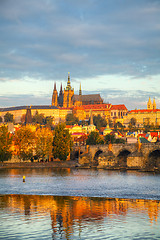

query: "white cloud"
left=0, top=0, right=160, bottom=108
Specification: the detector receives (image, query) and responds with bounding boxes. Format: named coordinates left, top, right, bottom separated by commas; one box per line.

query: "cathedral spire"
left=153, top=98, right=156, bottom=109
left=60, top=83, right=63, bottom=95
left=66, top=72, right=71, bottom=90
left=54, top=82, right=56, bottom=91
left=52, top=82, right=58, bottom=106
left=90, top=110, right=93, bottom=125
left=147, top=97, right=153, bottom=109
left=79, top=83, right=82, bottom=96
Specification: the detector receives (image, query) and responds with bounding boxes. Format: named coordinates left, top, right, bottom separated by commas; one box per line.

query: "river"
left=0, top=168, right=160, bottom=239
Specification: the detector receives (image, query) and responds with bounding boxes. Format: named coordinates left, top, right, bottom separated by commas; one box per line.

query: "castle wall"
left=0, top=107, right=60, bottom=124
left=124, top=111, right=160, bottom=127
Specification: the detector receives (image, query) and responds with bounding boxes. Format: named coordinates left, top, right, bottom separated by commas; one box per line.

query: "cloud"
left=0, top=93, right=51, bottom=108
left=0, top=0, right=160, bottom=108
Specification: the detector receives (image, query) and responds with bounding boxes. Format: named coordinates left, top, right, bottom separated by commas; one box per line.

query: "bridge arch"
left=117, top=149, right=131, bottom=167
left=72, top=150, right=84, bottom=160
left=93, top=149, right=103, bottom=166
left=148, top=149, right=160, bottom=169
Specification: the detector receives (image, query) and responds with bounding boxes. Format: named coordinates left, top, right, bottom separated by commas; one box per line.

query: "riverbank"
left=0, top=161, right=159, bottom=173
left=0, top=160, right=79, bottom=169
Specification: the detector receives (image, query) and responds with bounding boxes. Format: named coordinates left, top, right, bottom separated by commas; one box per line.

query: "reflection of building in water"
left=1, top=195, right=160, bottom=238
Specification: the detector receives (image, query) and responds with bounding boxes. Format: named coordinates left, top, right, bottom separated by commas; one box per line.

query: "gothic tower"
left=153, top=98, right=156, bottom=109
left=58, top=83, right=63, bottom=107
left=147, top=97, right=153, bottom=110
left=79, top=83, right=82, bottom=96
left=63, top=73, right=74, bottom=108
left=52, top=83, right=58, bottom=106
left=25, top=107, right=32, bottom=124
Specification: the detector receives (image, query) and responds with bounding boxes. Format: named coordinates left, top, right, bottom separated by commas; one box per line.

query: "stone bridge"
left=75, top=143, right=160, bottom=171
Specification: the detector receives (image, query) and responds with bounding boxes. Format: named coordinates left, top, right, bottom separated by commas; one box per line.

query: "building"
left=0, top=73, right=128, bottom=125
left=52, top=73, right=104, bottom=108
left=0, top=105, right=60, bottom=124
left=110, top=104, right=128, bottom=120
left=123, top=98, right=160, bottom=127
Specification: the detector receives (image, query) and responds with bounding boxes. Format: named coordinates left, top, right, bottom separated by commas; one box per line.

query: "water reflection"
left=0, top=195, right=160, bottom=239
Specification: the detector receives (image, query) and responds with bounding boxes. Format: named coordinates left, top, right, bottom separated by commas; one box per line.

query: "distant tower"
left=25, top=107, right=32, bottom=124
left=52, top=83, right=58, bottom=106
left=153, top=98, right=156, bottom=109
left=147, top=97, right=153, bottom=110
left=90, top=110, right=93, bottom=125
left=79, top=83, right=82, bottom=96
left=63, top=73, right=74, bottom=108
left=66, top=72, right=72, bottom=90
left=58, top=83, right=63, bottom=107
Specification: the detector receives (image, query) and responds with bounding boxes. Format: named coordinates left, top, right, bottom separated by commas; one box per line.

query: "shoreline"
left=0, top=161, right=79, bottom=169
left=0, top=161, right=160, bottom=173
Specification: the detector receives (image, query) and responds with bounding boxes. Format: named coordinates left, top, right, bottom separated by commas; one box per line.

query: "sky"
left=0, top=0, right=160, bottom=110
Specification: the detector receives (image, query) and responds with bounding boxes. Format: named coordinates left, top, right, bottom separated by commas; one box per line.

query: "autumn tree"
left=43, top=116, right=53, bottom=129
left=130, top=117, right=136, bottom=127
left=4, top=112, right=14, bottom=123
left=86, top=131, right=104, bottom=145
left=52, top=123, right=73, bottom=161
left=114, top=121, right=124, bottom=131
left=32, top=111, right=45, bottom=125
left=14, top=125, right=35, bottom=161
left=93, top=115, right=107, bottom=130
left=104, top=134, right=116, bottom=144
left=104, top=133, right=125, bottom=144
left=35, top=127, right=53, bottom=161
left=0, top=125, right=13, bottom=162
left=66, top=113, right=79, bottom=125
left=0, top=116, right=2, bottom=123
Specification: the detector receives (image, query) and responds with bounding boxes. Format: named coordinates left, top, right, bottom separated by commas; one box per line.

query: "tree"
left=0, top=125, right=13, bottom=162
left=35, top=127, right=53, bottom=161
left=79, top=120, right=89, bottom=126
left=104, top=133, right=125, bottom=144
left=93, top=115, right=107, bottom=130
left=128, top=118, right=137, bottom=131
left=108, top=118, right=113, bottom=128
left=114, top=122, right=124, bottom=131
left=52, top=123, right=73, bottom=161
left=86, top=131, right=104, bottom=145
left=130, top=117, right=136, bottom=126
left=32, top=111, right=45, bottom=125
left=66, top=113, right=79, bottom=125
left=104, top=134, right=116, bottom=144
left=43, top=116, right=53, bottom=129
left=0, top=116, right=2, bottom=123
left=4, top=112, right=14, bottom=123
left=14, top=125, right=35, bottom=161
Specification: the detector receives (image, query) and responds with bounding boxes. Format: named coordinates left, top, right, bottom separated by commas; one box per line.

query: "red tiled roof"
left=65, top=125, right=73, bottom=128
left=110, top=104, right=128, bottom=110
left=150, top=132, right=160, bottom=137
left=83, top=104, right=111, bottom=110
left=138, top=133, right=147, bottom=138
left=73, top=106, right=84, bottom=110
left=129, top=109, right=160, bottom=113
left=72, top=132, right=86, bottom=136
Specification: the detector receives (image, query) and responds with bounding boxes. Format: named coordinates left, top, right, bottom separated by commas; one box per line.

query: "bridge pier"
left=78, top=143, right=160, bottom=171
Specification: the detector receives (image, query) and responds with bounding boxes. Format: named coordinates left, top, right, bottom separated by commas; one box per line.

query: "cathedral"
left=147, top=97, right=156, bottom=110
left=51, top=73, right=103, bottom=108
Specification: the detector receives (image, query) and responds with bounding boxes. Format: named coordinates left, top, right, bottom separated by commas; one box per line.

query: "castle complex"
left=0, top=73, right=159, bottom=127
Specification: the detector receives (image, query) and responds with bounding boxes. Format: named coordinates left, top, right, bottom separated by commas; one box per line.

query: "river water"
left=0, top=168, right=160, bottom=239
